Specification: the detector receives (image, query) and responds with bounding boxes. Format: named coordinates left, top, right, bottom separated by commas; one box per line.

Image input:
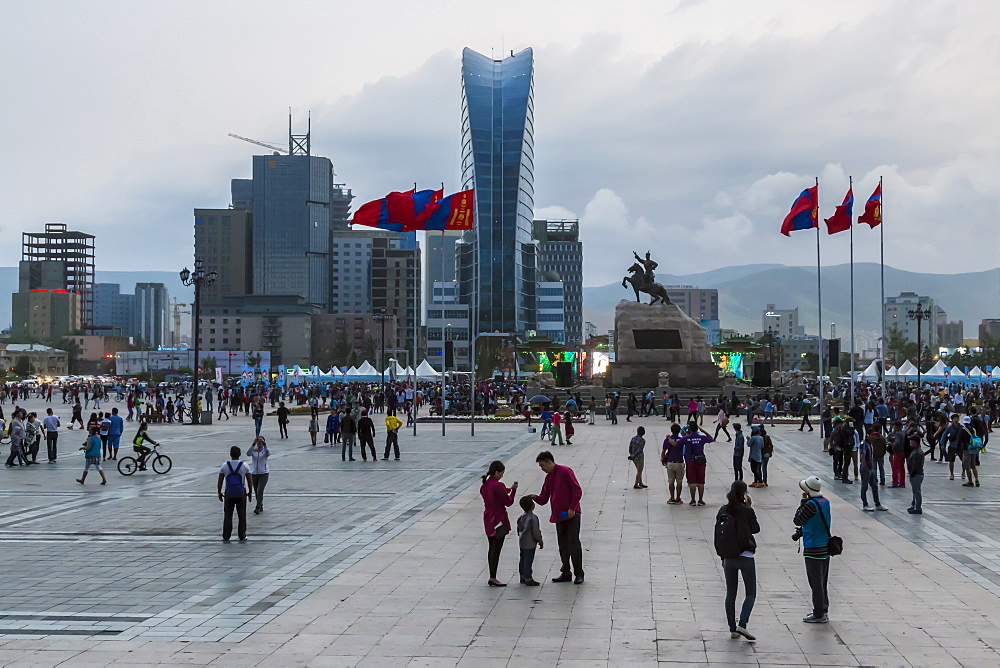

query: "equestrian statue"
left=622, top=250, right=672, bottom=305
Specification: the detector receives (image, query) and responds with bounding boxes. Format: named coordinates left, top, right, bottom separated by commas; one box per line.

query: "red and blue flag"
left=408, top=189, right=475, bottom=231
left=780, top=186, right=818, bottom=236
left=823, top=187, right=853, bottom=234
left=858, top=182, right=882, bottom=228
left=352, top=189, right=443, bottom=231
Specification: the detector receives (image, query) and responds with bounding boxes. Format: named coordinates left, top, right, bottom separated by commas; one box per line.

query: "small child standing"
left=516, top=496, right=544, bottom=586
left=733, top=423, right=745, bottom=481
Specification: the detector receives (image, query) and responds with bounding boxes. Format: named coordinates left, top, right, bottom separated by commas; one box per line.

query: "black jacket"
left=716, top=503, right=760, bottom=555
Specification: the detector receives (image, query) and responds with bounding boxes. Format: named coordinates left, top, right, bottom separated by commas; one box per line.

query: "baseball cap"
left=799, top=476, right=823, bottom=497
left=963, top=416, right=972, bottom=424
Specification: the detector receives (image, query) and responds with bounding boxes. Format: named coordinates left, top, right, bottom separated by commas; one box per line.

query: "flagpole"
left=849, top=175, right=855, bottom=405
left=815, top=176, right=824, bottom=442
left=879, top=176, right=886, bottom=403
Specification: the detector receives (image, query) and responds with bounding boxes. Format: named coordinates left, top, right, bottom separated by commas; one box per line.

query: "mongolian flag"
left=780, top=186, right=818, bottom=236
left=823, top=187, right=853, bottom=234
left=351, top=189, right=442, bottom=231
left=409, top=189, right=475, bottom=231
left=858, top=182, right=882, bottom=227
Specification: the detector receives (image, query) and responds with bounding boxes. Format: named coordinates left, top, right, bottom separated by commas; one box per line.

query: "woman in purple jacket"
left=481, top=460, right=518, bottom=587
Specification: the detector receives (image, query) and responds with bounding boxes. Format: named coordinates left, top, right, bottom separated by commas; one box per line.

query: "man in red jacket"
left=530, top=451, right=585, bottom=584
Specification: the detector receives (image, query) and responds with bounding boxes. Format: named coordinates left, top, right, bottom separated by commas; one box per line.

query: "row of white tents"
left=282, top=359, right=442, bottom=383
left=858, top=359, right=995, bottom=382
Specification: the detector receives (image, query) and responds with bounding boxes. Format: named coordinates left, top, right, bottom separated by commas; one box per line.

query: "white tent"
left=385, top=360, right=407, bottom=378
left=969, top=366, right=985, bottom=379
left=884, top=365, right=900, bottom=379
left=404, top=366, right=415, bottom=377
left=860, top=360, right=881, bottom=380
left=415, top=359, right=440, bottom=380
left=344, top=366, right=361, bottom=377
left=357, top=360, right=379, bottom=374
left=924, top=359, right=947, bottom=379
left=897, top=360, right=919, bottom=378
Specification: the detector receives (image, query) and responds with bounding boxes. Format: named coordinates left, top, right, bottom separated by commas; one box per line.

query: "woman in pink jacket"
left=481, top=460, right=518, bottom=587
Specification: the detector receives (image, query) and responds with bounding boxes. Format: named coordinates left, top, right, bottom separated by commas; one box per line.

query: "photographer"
left=793, top=476, right=832, bottom=624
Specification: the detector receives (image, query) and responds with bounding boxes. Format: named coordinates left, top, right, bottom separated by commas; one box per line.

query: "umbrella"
left=529, top=395, right=551, bottom=404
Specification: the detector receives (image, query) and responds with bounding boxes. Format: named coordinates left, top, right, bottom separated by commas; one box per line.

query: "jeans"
left=5, top=443, right=28, bottom=466
left=342, top=433, right=355, bottom=459
left=279, top=421, right=288, bottom=438
left=804, top=557, right=830, bottom=618
left=761, top=457, right=770, bottom=484
left=223, top=495, right=247, bottom=540
left=487, top=533, right=506, bottom=579
left=910, top=474, right=924, bottom=510
left=359, top=434, right=376, bottom=460
left=384, top=432, right=399, bottom=459
left=733, top=457, right=743, bottom=481
left=800, top=415, right=812, bottom=430
left=860, top=469, right=880, bottom=506
left=519, top=547, right=536, bottom=583
left=254, top=417, right=263, bottom=436
left=749, top=459, right=762, bottom=484
left=253, top=473, right=269, bottom=512
left=876, top=457, right=886, bottom=484
left=831, top=449, right=844, bottom=479
left=723, top=556, right=757, bottom=631
left=556, top=515, right=584, bottom=578
left=46, top=432, right=59, bottom=461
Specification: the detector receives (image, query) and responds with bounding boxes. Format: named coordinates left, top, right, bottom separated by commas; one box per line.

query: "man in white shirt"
left=217, top=446, right=253, bottom=542
left=42, top=408, right=61, bottom=463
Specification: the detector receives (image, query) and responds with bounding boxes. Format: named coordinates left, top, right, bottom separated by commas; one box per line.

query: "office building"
left=330, top=183, right=354, bottom=231
left=135, top=283, right=170, bottom=348
left=11, top=289, right=81, bottom=339
left=456, top=47, right=536, bottom=337
left=884, top=292, right=939, bottom=348
left=426, top=304, right=471, bottom=371
left=938, top=320, right=964, bottom=348
left=780, top=335, right=839, bottom=373
left=371, top=237, right=421, bottom=358
left=312, top=313, right=399, bottom=368
left=536, top=273, right=566, bottom=343
left=330, top=229, right=396, bottom=314
left=193, top=208, right=252, bottom=305
left=93, top=283, right=135, bottom=337
left=70, top=335, right=130, bottom=373
left=21, top=223, right=96, bottom=329
left=980, top=319, right=1000, bottom=347
left=533, top=220, right=583, bottom=345
left=1, top=343, right=69, bottom=376
left=198, top=296, right=312, bottom=367
left=657, top=286, right=719, bottom=321
left=425, top=230, right=462, bottom=310
left=761, top=303, right=802, bottom=338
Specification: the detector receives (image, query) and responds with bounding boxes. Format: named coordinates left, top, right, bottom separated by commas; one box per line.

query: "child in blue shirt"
left=76, top=427, right=107, bottom=485
left=539, top=409, right=553, bottom=440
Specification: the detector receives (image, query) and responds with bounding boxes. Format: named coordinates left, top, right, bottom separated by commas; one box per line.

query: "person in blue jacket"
left=793, top=476, right=832, bottom=624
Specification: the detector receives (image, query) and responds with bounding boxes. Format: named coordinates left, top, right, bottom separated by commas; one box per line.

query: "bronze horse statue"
left=622, top=263, right=672, bottom=305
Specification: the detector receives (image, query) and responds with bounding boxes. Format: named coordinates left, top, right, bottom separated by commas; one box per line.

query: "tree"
left=360, top=337, right=378, bottom=365
left=333, top=334, right=352, bottom=366
left=801, top=352, right=819, bottom=374
left=14, top=356, right=31, bottom=378
left=474, top=339, right=503, bottom=381
left=200, top=356, right=217, bottom=379
left=246, top=351, right=263, bottom=368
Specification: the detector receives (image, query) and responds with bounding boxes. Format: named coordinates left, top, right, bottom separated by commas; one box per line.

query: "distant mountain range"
left=584, top=263, right=999, bottom=340
left=0, top=268, right=193, bottom=330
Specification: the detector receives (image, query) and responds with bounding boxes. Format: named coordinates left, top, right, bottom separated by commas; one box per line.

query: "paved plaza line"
left=6, top=419, right=1000, bottom=665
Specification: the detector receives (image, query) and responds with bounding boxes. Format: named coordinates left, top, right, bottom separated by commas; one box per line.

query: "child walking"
left=516, top=496, right=544, bottom=586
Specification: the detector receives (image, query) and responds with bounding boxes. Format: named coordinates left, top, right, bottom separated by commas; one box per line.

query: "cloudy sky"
left=2, top=0, right=997, bottom=287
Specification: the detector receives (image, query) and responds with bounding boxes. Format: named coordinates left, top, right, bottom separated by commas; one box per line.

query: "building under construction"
left=22, top=223, right=96, bottom=330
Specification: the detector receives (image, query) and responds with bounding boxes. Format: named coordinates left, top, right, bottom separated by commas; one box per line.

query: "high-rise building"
left=533, top=220, right=583, bottom=344
left=371, top=237, right=421, bottom=358
left=425, top=230, right=462, bottom=309
left=11, top=259, right=82, bottom=339
left=311, top=313, right=398, bottom=368
left=536, top=273, right=566, bottom=343
left=661, top=287, right=720, bottom=322
left=761, top=303, right=801, bottom=338
left=194, top=208, right=252, bottom=305
left=21, top=223, right=96, bottom=330
left=134, top=283, right=170, bottom=348
left=331, top=229, right=391, bottom=314
left=93, top=283, right=135, bottom=336
left=456, top=47, right=536, bottom=337
left=884, top=292, right=939, bottom=348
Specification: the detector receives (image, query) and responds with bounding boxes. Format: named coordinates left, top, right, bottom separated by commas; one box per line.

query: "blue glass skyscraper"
left=456, top=47, right=536, bottom=336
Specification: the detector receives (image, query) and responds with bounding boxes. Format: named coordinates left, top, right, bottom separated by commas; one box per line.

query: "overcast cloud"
left=1, top=0, right=997, bottom=286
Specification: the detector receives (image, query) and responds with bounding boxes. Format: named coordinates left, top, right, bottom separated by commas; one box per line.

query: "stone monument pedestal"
left=610, top=300, right=720, bottom=388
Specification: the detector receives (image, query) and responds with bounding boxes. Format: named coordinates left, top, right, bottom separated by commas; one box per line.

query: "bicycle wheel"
left=118, top=457, right=138, bottom=476
left=151, top=454, right=172, bottom=474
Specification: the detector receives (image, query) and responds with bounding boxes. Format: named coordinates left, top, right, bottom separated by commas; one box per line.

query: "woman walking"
left=717, top=480, right=759, bottom=641
left=480, top=460, right=517, bottom=587
left=249, top=436, right=270, bottom=514
left=714, top=406, right=733, bottom=442
left=629, top=426, right=647, bottom=489
left=76, top=426, right=107, bottom=485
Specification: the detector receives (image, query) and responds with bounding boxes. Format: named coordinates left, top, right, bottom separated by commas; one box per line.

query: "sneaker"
left=524, top=580, right=540, bottom=586
left=730, top=631, right=740, bottom=639
left=963, top=482, right=975, bottom=487
left=735, top=626, right=756, bottom=641
left=862, top=505, right=874, bottom=511
left=976, top=482, right=981, bottom=487
left=843, top=479, right=853, bottom=485
left=907, top=508, right=922, bottom=514
left=803, top=613, right=829, bottom=624
left=875, top=505, right=888, bottom=511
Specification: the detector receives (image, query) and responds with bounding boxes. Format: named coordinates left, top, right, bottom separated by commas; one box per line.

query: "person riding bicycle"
left=132, top=421, right=160, bottom=470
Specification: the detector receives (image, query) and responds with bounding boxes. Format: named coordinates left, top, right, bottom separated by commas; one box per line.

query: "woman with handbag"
left=714, top=406, right=732, bottom=442
left=481, top=460, right=517, bottom=587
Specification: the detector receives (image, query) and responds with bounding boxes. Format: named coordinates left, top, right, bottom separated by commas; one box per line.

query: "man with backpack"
left=217, top=446, right=253, bottom=542
left=959, top=415, right=983, bottom=488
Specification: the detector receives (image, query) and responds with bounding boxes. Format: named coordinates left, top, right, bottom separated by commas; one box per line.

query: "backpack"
left=714, top=508, right=743, bottom=560
left=966, top=428, right=986, bottom=454
left=224, top=461, right=246, bottom=498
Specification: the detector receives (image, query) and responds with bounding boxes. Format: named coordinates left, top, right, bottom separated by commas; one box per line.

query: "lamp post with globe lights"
left=180, top=259, right=217, bottom=425
left=907, top=306, right=932, bottom=388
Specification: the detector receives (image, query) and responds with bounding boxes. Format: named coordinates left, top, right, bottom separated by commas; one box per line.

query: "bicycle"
left=117, top=443, right=172, bottom=476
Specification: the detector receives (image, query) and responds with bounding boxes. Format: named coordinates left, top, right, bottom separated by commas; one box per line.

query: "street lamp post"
left=179, top=259, right=217, bottom=425
left=907, top=306, right=932, bottom=388
left=373, top=307, right=391, bottom=389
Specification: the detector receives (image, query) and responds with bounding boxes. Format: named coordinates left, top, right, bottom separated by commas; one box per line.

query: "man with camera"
left=793, top=476, right=833, bottom=623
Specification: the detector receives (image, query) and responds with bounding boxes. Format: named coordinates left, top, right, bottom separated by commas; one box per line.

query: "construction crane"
left=228, top=133, right=287, bottom=154
left=171, top=299, right=191, bottom=348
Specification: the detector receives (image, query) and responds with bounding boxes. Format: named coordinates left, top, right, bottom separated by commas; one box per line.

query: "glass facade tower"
left=457, top=47, right=536, bottom=336
left=251, top=154, right=333, bottom=309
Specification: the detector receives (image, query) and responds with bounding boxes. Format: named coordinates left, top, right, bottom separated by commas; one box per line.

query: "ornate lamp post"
left=373, top=307, right=392, bottom=388
left=180, top=259, right=217, bottom=425
left=907, top=306, right=932, bottom=388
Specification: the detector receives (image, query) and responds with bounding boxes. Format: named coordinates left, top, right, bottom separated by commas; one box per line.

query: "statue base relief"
left=609, top=300, right=721, bottom=388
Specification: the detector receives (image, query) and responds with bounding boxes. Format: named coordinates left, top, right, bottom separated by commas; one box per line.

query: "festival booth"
left=860, top=360, right=880, bottom=381
left=384, top=360, right=408, bottom=381
left=923, top=360, right=948, bottom=381
left=883, top=365, right=901, bottom=381
left=354, top=361, right=381, bottom=382
left=896, top=360, right=919, bottom=379
left=969, top=366, right=985, bottom=382
left=415, top=359, right=441, bottom=381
